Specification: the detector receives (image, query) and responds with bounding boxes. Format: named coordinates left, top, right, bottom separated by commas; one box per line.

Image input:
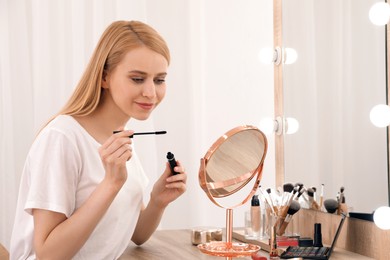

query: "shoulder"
left=33, top=115, right=86, bottom=151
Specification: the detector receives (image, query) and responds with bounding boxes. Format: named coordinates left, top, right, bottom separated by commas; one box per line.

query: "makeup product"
left=166, top=152, right=179, bottom=175
left=266, top=188, right=278, bottom=214
left=276, top=200, right=301, bottom=236
left=251, top=195, right=261, bottom=238
left=191, top=227, right=223, bottom=245
left=113, top=130, right=167, bottom=138
left=259, top=186, right=276, bottom=215
left=280, top=214, right=347, bottom=260
left=307, top=188, right=320, bottom=210
left=313, top=223, right=323, bottom=247
left=337, top=186, right=346, bottom=215
left=319, top=184, right=325, bottom=210
left=312, top=186, right=317, bottom=202
left=271, top=236, right=299, bottom=247
left=281, top=183, right=294, bottom=205
left=298, top=186, right=311, bottom=208
left=324, top=199, right=338, bottom=214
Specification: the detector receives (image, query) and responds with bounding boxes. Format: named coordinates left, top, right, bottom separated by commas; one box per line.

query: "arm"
left=33, top=130, right=133, bottom=259
left=131, top=161, right=187, bottom=245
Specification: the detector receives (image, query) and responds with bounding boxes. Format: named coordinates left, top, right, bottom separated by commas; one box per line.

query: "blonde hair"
left=57, top=20, right=170, bottom=118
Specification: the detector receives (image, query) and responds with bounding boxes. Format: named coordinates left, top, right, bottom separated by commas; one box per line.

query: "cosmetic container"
left=251, top=195, right=261, bottom=237
left=191, top=227, right=222, bottom=245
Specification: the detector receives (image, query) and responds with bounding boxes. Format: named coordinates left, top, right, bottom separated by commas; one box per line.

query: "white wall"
left=0, top=0, right=275, bottom=250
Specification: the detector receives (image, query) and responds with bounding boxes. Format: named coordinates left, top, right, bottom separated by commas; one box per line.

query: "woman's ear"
left=102, top=70, right=109, bottom=89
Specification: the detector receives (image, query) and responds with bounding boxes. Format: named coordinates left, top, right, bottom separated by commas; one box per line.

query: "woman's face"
left=103, top=46, right=168, bottom=120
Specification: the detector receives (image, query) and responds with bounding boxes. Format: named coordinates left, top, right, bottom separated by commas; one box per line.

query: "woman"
left=10, top=20, right=187, bottom=260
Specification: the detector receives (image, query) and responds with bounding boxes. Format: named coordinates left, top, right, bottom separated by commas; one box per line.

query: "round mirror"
left=198, top=125, right=267, bottom=257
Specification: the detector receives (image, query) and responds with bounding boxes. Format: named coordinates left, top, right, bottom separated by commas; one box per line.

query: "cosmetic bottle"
left=313, top=223, right=323, bottom=247
left=251, top=195, right=261, bottom=238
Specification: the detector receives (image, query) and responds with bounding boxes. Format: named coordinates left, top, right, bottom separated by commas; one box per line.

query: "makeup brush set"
left=258, top=183, right=347, bottom=236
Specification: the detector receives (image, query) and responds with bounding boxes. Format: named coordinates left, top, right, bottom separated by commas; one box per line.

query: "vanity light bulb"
left=259, top=117, right=276, bottom=135
left=284, top=48, right=298, bottom=65
left=258, top=47, right=274, bottom=64
left=373, top=206, right=390, bottom=230
left=370, top=104, right=390, bottom=127
left=369, top=2, right=390, bottom=26
left=285, top=117, right=299, bottom=134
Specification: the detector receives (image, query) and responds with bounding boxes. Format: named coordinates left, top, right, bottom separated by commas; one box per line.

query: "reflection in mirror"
left=198, top=126, right=267, bottom=257
left=282, top=0, right=388, bottom=213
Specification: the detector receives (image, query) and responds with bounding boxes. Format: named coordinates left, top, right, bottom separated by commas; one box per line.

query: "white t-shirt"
left=10, top=115, right=149, bottom=260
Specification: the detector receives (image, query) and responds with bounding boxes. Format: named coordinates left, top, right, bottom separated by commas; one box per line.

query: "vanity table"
left=119, top=229, right=372, bottom=260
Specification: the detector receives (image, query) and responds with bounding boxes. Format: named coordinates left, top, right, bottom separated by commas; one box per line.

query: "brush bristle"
left=324, top=199, right=338, bottom=213
left=307, top=188, right=314, bottom=197
left=287, top=200, right=301, bottom=215
left=283, top=183, right=294, bottom=193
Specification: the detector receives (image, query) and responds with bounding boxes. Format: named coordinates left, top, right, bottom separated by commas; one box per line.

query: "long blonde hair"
left=56, top=20, right=170, bottom=118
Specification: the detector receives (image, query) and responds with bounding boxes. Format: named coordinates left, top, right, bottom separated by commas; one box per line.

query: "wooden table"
left=119, top=229, right=373, bottom=260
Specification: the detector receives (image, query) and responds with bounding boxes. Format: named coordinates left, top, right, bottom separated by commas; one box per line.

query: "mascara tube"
left=166, top=152, right=179, bottom=175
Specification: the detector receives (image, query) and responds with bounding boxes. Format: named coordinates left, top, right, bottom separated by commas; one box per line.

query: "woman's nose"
left=142, top=79, right=156, bottom=98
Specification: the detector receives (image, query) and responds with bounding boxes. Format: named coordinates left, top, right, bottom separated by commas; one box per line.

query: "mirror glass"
left=282, top=0, right=389, bottom=213
left=199, top=126, right=267, bottom=205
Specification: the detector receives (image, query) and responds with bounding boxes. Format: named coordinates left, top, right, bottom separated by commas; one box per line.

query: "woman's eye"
left=154, top=78, right=165, bottom=85
left=131, top=78, right=144, bottom=84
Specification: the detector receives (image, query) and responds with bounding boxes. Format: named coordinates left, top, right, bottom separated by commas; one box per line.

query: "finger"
left=101, top=130, right=134, bottom=150
left=112, top=144, right=132, bottom=160
left=166, top=171, right=187, bottom=183
left=165, top=181, right=187, bottom=191
left=99, top=135, right=132, bottom=158
left=103, top=144, right=132, bottom=164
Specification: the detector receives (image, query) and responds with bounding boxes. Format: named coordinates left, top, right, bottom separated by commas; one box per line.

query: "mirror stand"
left=197, top=126, right=268, bottom=258
left=198, top=208, right=260, bottom=258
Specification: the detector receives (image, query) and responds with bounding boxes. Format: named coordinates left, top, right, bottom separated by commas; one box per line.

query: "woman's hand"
left=150, top=161, right=187, bottom=209
left=98, top=130, right=133, bottom=187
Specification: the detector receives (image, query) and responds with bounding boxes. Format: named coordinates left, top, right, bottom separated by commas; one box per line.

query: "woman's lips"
left=136, top=102, right=154, bottom=110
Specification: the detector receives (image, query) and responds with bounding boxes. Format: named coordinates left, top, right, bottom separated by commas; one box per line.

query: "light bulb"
left=285, top=117, right=299, bottom=134
left=370, top=104, right=390, bottom=127
left=259, top=117, right=276, bottom=135
left=258, top=48, right=274, bottom=64
left=369, top=2, right=390, bottom=26
left=373, top=206, right=390, bottom=230
left=284, top=48, right=298, bottom=64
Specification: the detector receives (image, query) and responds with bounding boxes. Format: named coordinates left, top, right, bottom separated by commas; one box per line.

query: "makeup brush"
left=259, top=186, right=276, bottom=215
left=319, top=184, right=325, bottom=210
left=282, top=183, right=295, bottom=205
left=274, top=186, right=297, bottom=232
left=276, top=200, right=301, bottom=236
left=266, top=188, right=278, bottom=214
left=324, top=199, right=339, bottom=214
left=311, top=186, right=317, bottom=202
left=298, top=186, right=310, bottom=208
left=337, top=186, right=347, bottom=215
left=295, top=182, right=304, bottom=193
left=307, top=188, right=320, bottom=210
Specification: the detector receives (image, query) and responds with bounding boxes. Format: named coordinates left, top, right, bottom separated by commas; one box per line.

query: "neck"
left=73, top=91, right=130, bottom=144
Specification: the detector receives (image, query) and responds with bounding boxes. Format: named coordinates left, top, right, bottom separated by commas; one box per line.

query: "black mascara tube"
left=166, top=152, right=179, bottom=175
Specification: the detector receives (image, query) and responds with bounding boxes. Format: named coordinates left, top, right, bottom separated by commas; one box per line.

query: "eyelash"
left=131, top=78, right=165, bottom=85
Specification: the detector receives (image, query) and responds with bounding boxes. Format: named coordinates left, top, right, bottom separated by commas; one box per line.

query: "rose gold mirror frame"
left=197, top=125, right=268, bottom=257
